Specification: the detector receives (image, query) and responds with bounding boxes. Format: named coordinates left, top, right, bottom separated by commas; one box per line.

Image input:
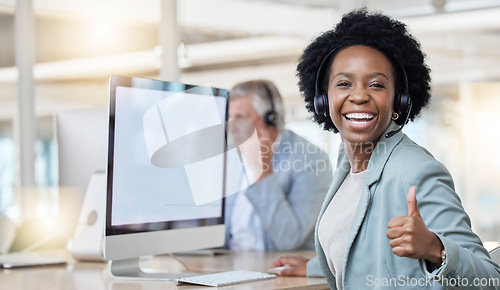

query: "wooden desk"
left=0, top=250, right=328, bottom=290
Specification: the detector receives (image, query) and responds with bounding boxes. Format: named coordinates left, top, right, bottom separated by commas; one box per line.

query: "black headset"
left=313, top=47, right=412, bottom=138
left=262, top=82, right=279, bottom=127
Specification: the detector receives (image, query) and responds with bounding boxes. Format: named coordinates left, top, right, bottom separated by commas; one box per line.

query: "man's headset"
left=313, top=47, right=412, bottom=138
left=262, top=82, right=279, bottom=127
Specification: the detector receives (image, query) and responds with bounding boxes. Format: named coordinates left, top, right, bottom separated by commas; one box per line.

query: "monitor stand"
left=108, top=258, right=195, bottom=280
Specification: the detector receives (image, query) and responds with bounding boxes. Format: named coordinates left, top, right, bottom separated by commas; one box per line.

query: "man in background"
left=225, top=79, right=332, bottom=251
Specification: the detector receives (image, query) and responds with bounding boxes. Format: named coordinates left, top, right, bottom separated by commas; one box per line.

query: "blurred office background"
left=0, top=0, right=499, bottom=248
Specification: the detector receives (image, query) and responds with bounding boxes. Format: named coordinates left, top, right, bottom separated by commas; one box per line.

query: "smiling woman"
left=327, top=45, right=395, bottom=168
left=270, top=8, right=500, bottom=290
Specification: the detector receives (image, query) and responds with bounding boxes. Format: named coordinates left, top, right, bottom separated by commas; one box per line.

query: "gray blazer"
left=224, top=129, right=333, bottom=251
left=309, top=123, right=500, bottom=289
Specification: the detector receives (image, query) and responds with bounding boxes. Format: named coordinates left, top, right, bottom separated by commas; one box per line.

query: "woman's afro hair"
left=297, top=9, right=431, bottom=132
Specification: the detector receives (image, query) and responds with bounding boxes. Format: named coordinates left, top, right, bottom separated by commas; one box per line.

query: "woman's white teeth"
left=345, top=113, right=374, bottom=122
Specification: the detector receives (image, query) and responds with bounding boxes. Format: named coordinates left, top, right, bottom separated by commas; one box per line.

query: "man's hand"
left=386, top=186, right=443, bottom=264
left=237, top=125, right=275, bottom=183
left=269, top=255, right=309, bottom=276
left=254, top=125, right=275, bottom=181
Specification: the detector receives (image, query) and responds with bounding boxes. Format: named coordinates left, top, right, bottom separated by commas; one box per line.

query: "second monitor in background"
left=56, top=107, right=108, bottom=225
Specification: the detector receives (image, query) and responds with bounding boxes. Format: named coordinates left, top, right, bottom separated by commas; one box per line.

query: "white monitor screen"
left=106, top=76, right=227, bottom=237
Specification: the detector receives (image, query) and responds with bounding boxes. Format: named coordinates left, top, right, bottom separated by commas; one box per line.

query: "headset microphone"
left=385, top=101, right=412, bottom=138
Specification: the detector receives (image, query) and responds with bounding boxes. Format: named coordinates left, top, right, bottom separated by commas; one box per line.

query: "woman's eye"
left=336, top=82, right=350, bottom=87
left=370, top=82, right=386, bottom=88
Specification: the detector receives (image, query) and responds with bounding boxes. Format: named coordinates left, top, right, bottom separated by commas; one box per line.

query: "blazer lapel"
left=364, top=123, right=405, bottom=187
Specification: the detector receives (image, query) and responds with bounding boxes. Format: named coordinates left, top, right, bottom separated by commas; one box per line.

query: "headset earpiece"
left=264, top=111, right=278, bottom=126
left=385, top=66, right=412, bottom=138
left=314, top=48, right=339, bottom=117
left=392, top=67, right=411, bottom=126
left=262, top=83, right=278, bottom=126
left=314, top=93, right=329, bottom=117
left=393, top=93, right=410, bottom=125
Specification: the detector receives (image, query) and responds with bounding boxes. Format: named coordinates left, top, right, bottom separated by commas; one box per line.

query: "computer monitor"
left=103, top=76, right=228, bottom=280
